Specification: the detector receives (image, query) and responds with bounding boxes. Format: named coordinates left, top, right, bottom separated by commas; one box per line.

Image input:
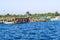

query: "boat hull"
left=3, top=22, right=14, bottom=24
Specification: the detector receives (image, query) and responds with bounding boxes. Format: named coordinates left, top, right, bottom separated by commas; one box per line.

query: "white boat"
left=3, top=21, right=14, bottom=24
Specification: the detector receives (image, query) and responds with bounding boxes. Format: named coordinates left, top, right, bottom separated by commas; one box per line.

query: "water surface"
left=0, top=21, right=60, bottom=40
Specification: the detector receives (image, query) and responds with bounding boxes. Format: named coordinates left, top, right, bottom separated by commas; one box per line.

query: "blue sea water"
left=0, top=21, right=60, bottom=40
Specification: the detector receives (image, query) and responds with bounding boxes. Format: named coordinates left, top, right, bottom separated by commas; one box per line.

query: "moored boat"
left=3, top=21, right=14, bottom=24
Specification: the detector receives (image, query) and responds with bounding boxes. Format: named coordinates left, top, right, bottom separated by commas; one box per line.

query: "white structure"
left=4, top=21, right=14, bottom=24
left=51, top=16, right=60, bottom=21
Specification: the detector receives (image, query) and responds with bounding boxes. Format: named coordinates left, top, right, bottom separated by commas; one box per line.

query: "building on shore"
left=51, top=16, right=60, bottom=21
left=29, top=18, right=46, bottom=22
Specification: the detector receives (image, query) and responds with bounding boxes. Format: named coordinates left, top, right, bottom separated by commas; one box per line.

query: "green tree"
left=55, top=11, right=59, bottom=16
left=4, top=13, right=12, bottom=17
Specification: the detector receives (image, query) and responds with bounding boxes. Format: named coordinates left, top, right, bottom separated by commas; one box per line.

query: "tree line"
left=0, top=11, right=60, bottom=18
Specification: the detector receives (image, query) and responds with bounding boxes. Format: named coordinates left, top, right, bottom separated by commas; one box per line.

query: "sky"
left=0, top=0, right=60, bottom=15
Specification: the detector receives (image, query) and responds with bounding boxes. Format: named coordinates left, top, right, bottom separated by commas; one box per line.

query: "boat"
left=3, top=21, right=14, bottom=24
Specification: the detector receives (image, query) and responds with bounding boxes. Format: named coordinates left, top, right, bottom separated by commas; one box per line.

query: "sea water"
left=0, top=21, right=60, bottom=40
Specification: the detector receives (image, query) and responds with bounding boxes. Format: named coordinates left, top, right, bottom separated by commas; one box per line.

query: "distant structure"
left=51, top=16, right=60, bottom=21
